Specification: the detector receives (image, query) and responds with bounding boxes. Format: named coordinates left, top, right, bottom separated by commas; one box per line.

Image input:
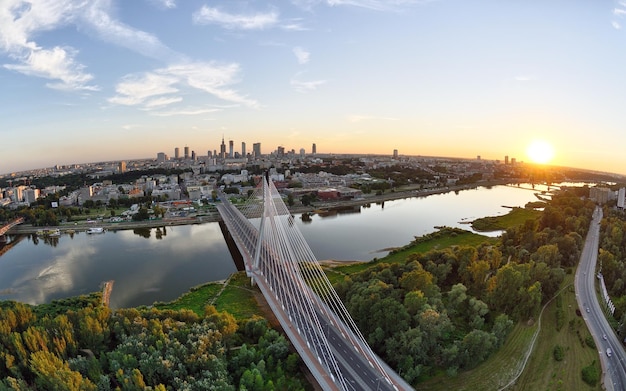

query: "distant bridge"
left=217, top=176, right=412, bottom=391
left=0, top=217, right=24, bottom=243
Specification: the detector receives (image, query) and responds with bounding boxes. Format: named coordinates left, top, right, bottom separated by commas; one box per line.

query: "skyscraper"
left=242, top=142, right=246, bottom=157
left=229, top=140, right=234, bottom=158
left=253, top=142, right=261, bottom=157
left=312, top=143, right=316, bottom=155
left=220, top=137, right=226, bottom=159
left=175, top=147, right=180, bottom=159
left=119, top=161, right=126, bottom=173
left=184, top=146, right=189, bottom=160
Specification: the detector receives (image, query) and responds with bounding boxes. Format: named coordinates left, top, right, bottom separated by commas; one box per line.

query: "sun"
left=526, top=139, right=555, bottom=164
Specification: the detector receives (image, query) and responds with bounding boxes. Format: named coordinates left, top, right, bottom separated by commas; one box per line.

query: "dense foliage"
left=596, top=206, right=626, bottom=333
left=0, top=296, right=306, bottom=390
left=334, top=189, right=594, bottom=384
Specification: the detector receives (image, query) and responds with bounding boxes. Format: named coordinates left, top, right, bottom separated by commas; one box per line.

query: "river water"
left=0, top=183, right=575, bottom=308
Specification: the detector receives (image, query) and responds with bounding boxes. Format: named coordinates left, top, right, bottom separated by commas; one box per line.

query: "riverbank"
left=7, top=179, right=511, bottom=235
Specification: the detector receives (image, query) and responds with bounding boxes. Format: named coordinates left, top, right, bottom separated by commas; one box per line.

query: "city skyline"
left=2, top=1, right=626, bottom=174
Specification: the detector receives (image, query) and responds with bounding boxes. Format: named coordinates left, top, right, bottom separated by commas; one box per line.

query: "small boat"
left=47, top=229, right=61, bottom=237
left=86, top=227, right=104, bottom=234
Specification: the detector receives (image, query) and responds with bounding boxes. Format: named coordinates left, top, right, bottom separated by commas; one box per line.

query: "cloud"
left=81, top=1, right=176, bottom=60
left=290, top=77, right=327, bottom=93
left=348, top=115, right=399, bottom=122
left=293, top=0, right=433, bottom=11
left=150, top=108, right=222, bottom=117
left=293, top=47, right=310, bottom=64
left=149, top=0, right=177, bottom=9
left=614, top=8, right=626, bottom=16
left=0, top=0, right=176, bottom=91
left=192, top=6, right=279, bottom=30
left=613, top=21, right=622, bottom=29
left=0, top=0, right=98, bottom=91
left=4, top=46, right=98, bottom=91
left=109, top=61, right=258, bottom=110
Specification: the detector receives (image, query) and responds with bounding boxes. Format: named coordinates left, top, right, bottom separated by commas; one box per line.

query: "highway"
left=575, top=206, right=626, bottom=391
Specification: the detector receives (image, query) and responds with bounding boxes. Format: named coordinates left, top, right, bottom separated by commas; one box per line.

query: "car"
left=603, top=334, right=608, bottom=340
left=607, top=348, right=613, bottom=357
left=586, top=307, right=590, bottom=313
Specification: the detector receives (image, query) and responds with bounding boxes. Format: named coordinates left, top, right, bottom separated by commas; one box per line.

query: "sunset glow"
left=526, top=140, right=555, bottom=165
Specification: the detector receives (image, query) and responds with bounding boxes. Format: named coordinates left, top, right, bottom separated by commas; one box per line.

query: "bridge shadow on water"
left=218, top=220, right=246, bottom=272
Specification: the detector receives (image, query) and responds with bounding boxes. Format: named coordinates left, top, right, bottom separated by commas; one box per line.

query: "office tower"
left=300, top=148, right=305, bottom=158
left=184, top=146, right=190, bottom=159
left=505, top=155, right=509, bottom=165
left=175, top=147, right=180, bottom=159
left=312, top=143, right=316, bottom=155
left=242, top=142, right=246, bottom=157
left=229, top=140, right=234, bottom=158
left=191, top=150, right=196, bottom=161
left=157, top=152, right=166, bottom=163
left=393, top=149, right=398, bottom=159
left=253, top=142, right=261, bottom=157
left=220, top=137, right=226, bottom=159
left=277, top=146, right=285, bottom=157
left=119, top=161, right=126, bottom=173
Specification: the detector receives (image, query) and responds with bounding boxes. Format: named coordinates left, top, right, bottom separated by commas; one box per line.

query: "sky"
left=1, top=0, right=626, bottom=175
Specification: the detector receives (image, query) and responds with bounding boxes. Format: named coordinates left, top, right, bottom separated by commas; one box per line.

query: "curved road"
left=575, top=206, right=626, bottom=391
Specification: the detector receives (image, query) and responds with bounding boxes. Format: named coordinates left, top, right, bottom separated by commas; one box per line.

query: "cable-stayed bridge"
left=217, top=176, right=413, bottom=391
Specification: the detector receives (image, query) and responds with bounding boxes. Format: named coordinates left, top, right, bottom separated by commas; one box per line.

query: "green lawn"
left=334, top=228, right=495, bottom=275
left=472, top=207, right=541, bottom=231
left=214, top=272, right=265, bottom=319
left=155, top=282, right=222, bottom=316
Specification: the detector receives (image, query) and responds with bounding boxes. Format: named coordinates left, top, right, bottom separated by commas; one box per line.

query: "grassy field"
left=213, top=272, right=265, bottom=319
left=511, top=276, right=602, bottom=391
left=155, top=272, right=264, bottom=320
left=471, top=207, right=542, bottom=232
left=155, top=282, right=223, bottom=316
left=332, top=228, right=496, bottom=275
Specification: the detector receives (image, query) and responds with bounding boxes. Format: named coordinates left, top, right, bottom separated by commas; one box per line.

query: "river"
left=0, top=183, right=579, bottom=309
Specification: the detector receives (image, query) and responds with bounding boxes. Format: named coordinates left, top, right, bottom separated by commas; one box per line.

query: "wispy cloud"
left=109, top=62, right=257, bottom=111
left=294, top=0, right=433, bottom=12
left=149, top=0, right=177, bottom=9
left=150, top=107, right=222, bottom=117
left=0, top=0, right=98, bottom=91
left=615, top=8, right=626, bottom=16
left=348, top=115, right=399, bottom=122
left=192, top=6, right=279, bottom=30
left=293, top=47, right=310, bottom=64
left=290, top=77, right=327, bottom=93
left=613, top=21, right=622, bottom=29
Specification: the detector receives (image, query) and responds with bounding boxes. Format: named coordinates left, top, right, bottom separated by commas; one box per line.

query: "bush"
left=585, top=335, right=596, bottom=349
left=553, top=344, right=564, bottom=361
left=581, top=360, right=600, bottom=386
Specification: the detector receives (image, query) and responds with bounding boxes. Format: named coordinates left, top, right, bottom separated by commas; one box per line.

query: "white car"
left=607, top=348, right=612, bottom=357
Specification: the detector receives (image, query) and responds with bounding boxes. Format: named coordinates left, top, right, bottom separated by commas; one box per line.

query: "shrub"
left=581, top=360, right=600, bottom=386
left=553, top=344, right=564, bottom=361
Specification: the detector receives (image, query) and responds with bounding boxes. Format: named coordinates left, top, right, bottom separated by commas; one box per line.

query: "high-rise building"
left=393, top=149, right=398, bottom=159
left=191, top=150, right=196, bottom=161
left=184, top=146, right=190, bottom=159
left=241, top=142, right=246, bottom=157
left=175, top=147, right=180, bottom=159
left=220, top=137, right=226, bottom=159
left=312, top=143, right=316, bottom=155
left=229, top=140, right=234, bottom=158
left=277, top=146, right=285, bottom=157
left=505, top=155, right=509, bottom=165
left=119, top=161, right=127, bottom=173
left=618, top=188, right=625, bottom=209
left=299, top=148, right=305, bottom=158
left=157, top=152, right=166, bottom=163
left=253, top=142, right=261, bottom=157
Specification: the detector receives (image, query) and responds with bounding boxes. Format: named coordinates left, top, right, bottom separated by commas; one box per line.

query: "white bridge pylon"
left=217, top=177, right=410, bottom=391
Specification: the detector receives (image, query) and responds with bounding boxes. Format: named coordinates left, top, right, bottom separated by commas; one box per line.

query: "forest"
left=334, top=187, right=595, bottom=383
left=0, top=295, right=307, bottom=390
